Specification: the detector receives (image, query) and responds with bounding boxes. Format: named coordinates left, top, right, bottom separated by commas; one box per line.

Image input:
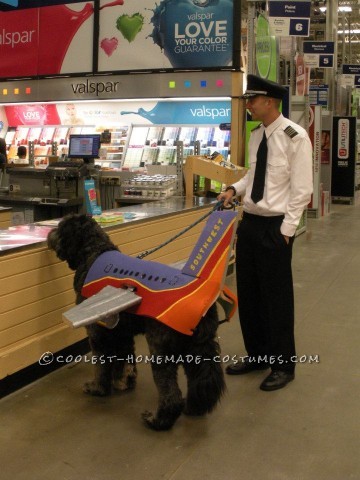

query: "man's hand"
left=283, top=235, right=290, bottom=244
left=217, top=189, right=235, bottom=208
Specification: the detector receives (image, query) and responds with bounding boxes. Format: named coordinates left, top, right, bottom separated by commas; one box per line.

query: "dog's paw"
left=113, top=364, right=137, bottom=392
left=113, top=378, right=136, bottom=391
left=141, top=411, right=173, bottom=431
left=82, top=381, right=111, bottom=396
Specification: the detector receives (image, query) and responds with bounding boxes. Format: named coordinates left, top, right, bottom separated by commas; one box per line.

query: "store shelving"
left=122, top=125, right=230, bottom=169
left=4, top=124, right=230, bottom=170
left=97, top=127, right=129, bottom=167
left=119, top=174, right=177, bottom=201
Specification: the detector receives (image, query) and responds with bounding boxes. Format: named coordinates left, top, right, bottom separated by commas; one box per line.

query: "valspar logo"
left=0, top=1, right=19, bottom=6
left=0, top=28, right=36, bottom=48
left=190, top=105, right=231, bottom=120
left=71, top=80, right=120, bottom=97
left=338, top=119, right=349, bottom=159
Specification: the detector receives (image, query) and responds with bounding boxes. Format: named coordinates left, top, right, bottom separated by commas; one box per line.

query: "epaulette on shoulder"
left=251, top=123, right=262, bottom=132
left=284, top=125, right=299, bottom=139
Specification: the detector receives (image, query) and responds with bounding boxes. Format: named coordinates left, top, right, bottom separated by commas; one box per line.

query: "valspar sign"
left=0, top=2, right=94, bottom=78
left=1, top=1, right=239, bottom=79
left=71, top=79, right=120, bottom=96
left=337, top=118, right=349, bottom=160
left=98, top=0, right=236, bottom=72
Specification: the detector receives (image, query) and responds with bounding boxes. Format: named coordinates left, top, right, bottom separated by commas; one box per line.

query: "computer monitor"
left=67, top=134, right=101, bottom=160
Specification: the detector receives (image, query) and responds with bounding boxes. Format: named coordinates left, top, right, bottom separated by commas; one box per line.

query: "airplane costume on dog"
left=64, top=210, right=238, bottom=334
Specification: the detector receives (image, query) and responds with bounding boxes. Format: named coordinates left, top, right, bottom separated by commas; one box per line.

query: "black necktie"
left=251, top=131, right=268, bottom=203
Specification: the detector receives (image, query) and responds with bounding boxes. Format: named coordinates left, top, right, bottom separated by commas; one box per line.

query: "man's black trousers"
left=235, top=212, right=296, bottom=373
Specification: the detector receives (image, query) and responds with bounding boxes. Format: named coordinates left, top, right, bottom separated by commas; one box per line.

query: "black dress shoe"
left=259, top=371, right=295, bottom=391
left=226, top=358, right=269, bottom=375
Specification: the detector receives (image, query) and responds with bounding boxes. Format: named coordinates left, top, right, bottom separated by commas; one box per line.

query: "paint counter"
left=0, top=197, right=224, bottom=381
left=0, top=207, right=11, bottom=229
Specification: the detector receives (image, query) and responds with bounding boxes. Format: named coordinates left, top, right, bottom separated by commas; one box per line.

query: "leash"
left=136, top=199, right=237, bottom=260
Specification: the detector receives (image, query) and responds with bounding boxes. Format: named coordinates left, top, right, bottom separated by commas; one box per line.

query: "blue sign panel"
left=303, top=42, right=335, bottom=54
left=269, top=1, right=311, bottom=18
left=309, top=85, right=329, bottom=106
left=319, top=55, right=333, bottom=68
left=120, top=101, right=231, bottom=125
left=289, top=18, right=309, bottom=36
left=268, top=0, right=310, bottom=37
left=342, top=64, right=360, bottom=75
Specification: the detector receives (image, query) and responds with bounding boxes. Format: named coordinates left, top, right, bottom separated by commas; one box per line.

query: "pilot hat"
left=241, top=74, right=287, bottom=100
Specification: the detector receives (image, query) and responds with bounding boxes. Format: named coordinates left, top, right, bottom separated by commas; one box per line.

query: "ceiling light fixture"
left=318, top=6, right=353, bottom=13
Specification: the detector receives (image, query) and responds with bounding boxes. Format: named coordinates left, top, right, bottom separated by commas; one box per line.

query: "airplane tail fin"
left=181, top=210, right=238, bottom=292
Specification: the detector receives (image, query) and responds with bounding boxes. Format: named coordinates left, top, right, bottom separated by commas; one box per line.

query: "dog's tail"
left=183, top=304, right=226, bottom=416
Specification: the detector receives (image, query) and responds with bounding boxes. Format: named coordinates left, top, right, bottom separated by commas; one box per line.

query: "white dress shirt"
left=231, top=113, right=313, bottom=237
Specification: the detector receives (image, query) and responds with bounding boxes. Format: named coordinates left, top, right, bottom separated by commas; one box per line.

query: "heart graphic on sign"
left=100, top=37, right=119, bottom=57
left=116, top=13, right=144, bottom=43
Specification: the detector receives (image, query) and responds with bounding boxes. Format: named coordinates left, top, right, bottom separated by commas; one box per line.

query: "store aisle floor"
left=0, top=204, right=359, bottom=480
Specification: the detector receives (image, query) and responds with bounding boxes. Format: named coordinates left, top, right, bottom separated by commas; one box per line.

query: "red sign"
left=0, top=9, right=38, bottom=77
left=0, top=3, right=93, bottom=78
left=5, top=104, right=61, bottom=126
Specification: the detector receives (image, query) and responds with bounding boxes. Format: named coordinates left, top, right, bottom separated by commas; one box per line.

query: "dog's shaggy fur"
left=48, top=214, right=226, bottom=430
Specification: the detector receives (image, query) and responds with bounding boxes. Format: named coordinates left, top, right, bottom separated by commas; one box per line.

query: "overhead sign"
left=303, top=41, right=334, bottom=68
left=268, top=0, right=311, bottom=37
left=0, top=0, right=238, bottom=77
left=0, top=2, right=94, bottom=77
left=341, top=65, right=360, bottom=87
left=0, top=71, right=234, bottom=104
left=98, top=0, right=235, bottom=72
left=342, top=64, right=360, bottom=75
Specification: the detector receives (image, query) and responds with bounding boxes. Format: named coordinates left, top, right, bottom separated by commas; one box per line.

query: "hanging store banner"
left=255, top=13, right=278, bottom=81
left=295, top=53, right=310, bottom=96
left=268, top=0, right=310, bottom=37
left=331, top=116, right=356, bottom=199
left=303, top=41, right=334, bottom=68
left=98, top=0, right=235, bottom=72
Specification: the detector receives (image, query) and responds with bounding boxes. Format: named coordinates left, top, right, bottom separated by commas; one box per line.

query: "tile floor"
left=0, top=203, right=359, bottom=480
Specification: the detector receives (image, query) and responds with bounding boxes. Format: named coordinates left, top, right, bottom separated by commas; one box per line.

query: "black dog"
left=47, top=214, right=226, bottom=430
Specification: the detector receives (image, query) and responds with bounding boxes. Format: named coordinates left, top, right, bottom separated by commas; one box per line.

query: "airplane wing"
left=63, top=285, right=142, bottom=329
